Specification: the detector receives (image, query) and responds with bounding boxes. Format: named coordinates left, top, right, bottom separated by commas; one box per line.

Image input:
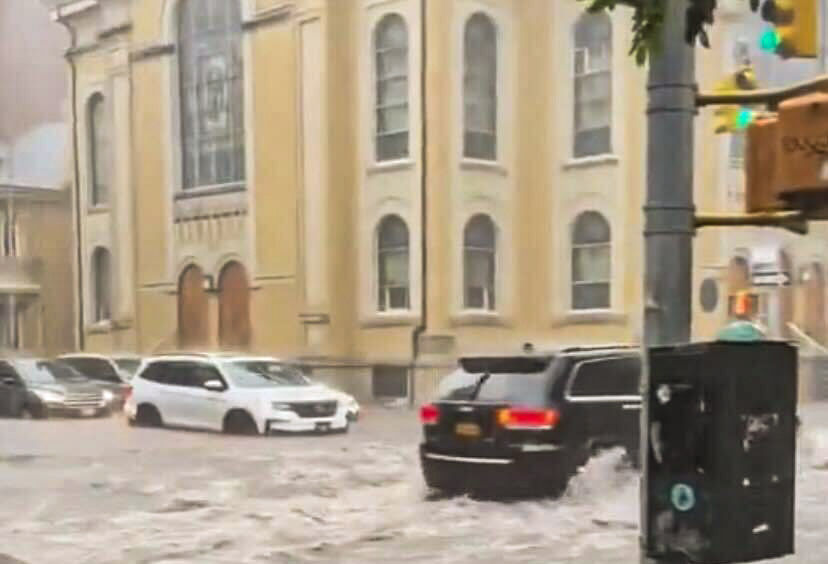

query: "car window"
left=188, top=364, right=224, bottom=388
left=223, top=361, right=309, bottom=388
left=14, top=360, right=85, bottom=385
left=140, top=362, right=166, bottom=384
left=437, top=357, right=553, bottom=406
left=114, top=358, right=141, bottom=377
left=60, top=357, right=123, bottom=383
left=568, top=356, right=640, bottom=398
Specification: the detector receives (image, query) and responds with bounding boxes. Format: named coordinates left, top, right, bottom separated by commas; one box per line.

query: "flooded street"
left=0, top=405, right=826, bottom=564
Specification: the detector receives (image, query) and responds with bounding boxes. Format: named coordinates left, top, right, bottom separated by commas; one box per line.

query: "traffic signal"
left=646, top=342, right=797, bottom=563
left=713, top=67, right=758, bottom=134
left=760, top=0, right=817, bottom=58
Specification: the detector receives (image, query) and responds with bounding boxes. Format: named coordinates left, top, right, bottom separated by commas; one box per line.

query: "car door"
left=565, top=355, right=641, bottom=454
left=0, top=362, right=25, bottom=416
left=144, top=361, right=191, bottom=428
left=181, top=363, right=229, bottom=431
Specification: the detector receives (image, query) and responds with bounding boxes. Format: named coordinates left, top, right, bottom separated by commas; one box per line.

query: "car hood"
left=30, top=381, right=102, bottom=395
left=252, top=385, right=339, bottom=403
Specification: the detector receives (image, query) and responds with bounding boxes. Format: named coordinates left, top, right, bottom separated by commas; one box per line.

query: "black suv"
left=419, top=345, right=641, bottom=498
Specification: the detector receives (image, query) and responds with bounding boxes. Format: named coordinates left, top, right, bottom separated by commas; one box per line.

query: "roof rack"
left=152, top=351, right=215, bottom=358
left=560, top=343, right=639, bottom=353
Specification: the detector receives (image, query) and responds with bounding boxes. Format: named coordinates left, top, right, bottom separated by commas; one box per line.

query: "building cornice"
left=129, top=42, right=175, bottom=63
left=242, top=3, right=295, bottom=31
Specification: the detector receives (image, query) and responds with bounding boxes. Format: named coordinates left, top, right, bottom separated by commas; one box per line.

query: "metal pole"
left=641, top=0, right=696, bottom=562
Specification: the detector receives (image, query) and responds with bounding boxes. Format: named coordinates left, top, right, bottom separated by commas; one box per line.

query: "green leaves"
left=578, top=0, right=764, bottom=66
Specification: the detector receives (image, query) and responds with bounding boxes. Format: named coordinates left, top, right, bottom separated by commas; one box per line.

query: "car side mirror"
left=203, top=379, right=225, bottom=392
left=1, top=376, right=17, bottom=386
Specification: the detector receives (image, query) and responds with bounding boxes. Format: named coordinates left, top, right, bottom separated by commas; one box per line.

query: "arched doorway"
left=218, top=261, right=251, bottom=350
left=178, top=264, right=209, bottom=349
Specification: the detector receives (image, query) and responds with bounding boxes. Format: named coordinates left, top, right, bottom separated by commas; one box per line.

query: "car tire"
left=223, top=410, right=259, bottom=436
left=135, top=404, right=163, bottom=427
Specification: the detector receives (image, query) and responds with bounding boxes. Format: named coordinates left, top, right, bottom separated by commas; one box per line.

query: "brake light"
left=420, top=404, right=439, bottom=425
left=497, top=407, right=560, bottom=429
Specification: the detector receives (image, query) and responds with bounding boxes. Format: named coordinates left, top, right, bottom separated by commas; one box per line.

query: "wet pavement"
left=0, top=405, right=826, bottom=563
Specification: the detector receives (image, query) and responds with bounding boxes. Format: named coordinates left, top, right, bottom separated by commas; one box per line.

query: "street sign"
left=752, top=271, right=791, bottom=286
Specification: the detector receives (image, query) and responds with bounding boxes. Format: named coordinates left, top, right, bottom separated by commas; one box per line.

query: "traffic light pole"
left=641, top=0, right=695, bottom=562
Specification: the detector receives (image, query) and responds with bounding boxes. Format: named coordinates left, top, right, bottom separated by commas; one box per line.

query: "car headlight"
left=272, top=402, right=293, bottom=411
left=33, top=389, right=64, bottom=403
left=344, top=396, right=359, bottom=410
left=102, top=390, right=114, bottom=403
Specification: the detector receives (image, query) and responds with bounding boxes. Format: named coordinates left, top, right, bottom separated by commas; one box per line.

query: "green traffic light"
left=736, top=109, right=754, bottom=129
left=760, top=28, right=780, bottom=52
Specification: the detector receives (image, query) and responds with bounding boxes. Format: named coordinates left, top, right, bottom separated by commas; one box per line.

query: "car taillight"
left=420, top=404, right=439, bottom=425
left=497, top=407, right=560, bottom=429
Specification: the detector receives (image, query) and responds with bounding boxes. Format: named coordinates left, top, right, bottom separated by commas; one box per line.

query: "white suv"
left=125, top=354, right=349, bottom=435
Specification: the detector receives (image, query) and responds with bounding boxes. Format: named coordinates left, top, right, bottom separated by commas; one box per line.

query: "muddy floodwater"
left=1, top=406, right=826, bottom=563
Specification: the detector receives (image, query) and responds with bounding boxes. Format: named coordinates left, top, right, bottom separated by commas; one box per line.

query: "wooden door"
left=178, top=265, right=209, bottom=350
left=218, top=262, right=251, bottom=350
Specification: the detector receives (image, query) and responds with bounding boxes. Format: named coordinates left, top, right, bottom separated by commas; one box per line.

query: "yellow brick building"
left=47, top=0, right=828, bottom=400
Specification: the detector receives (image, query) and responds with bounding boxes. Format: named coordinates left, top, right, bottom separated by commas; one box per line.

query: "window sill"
left=563, top=154, right=619, bottom=170
left=450, top=311, right=510, bottom=328
left=552, top=310, right=628, bottom=327
left=361, top=312, right=421, bottom=328
left=87, top=205, right=110, bottom=215
left=174, top=182, right=246, bottom=200
left=86, top=321, right=112, bottom=335
left=366, top=159, right=415, bottom=175
left=460, top=159, right=508, bottom=176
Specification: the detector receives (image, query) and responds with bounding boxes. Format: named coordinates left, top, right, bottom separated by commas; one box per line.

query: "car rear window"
left=568, top=356, right=640, bottom=398
left=437, top=356, right=553, bottom=405
left=115, top=359, right=141, bottom=377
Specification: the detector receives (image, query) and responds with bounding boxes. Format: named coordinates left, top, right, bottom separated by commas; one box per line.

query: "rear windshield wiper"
left=469, top=372, right=490, bottom=401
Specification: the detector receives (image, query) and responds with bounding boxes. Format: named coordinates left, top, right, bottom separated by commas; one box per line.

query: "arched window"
left=377, top=215, right=410, bottom=311
left=464, top=214, right=496, bottom=310
left=463, top=13, right=497, bottom=161
left=572, top=211, right=611, bottom=310
left=92, top=247, right=112, bottom=322
left=88, top=93, right=109, bottom=206
left=375, top=14, right=409, bottom=162
left=178, top=0, right=245, bottom=190
left=218, top=261, right=252, bottom=349
left=573, top=13, right=612, bottom=158
left=178, top=264, right=209, bottom=349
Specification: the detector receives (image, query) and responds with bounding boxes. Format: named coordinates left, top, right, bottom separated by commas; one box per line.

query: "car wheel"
left=223, top=410, right=259, bottom=436
left=135, top=404, right=163, bottom=427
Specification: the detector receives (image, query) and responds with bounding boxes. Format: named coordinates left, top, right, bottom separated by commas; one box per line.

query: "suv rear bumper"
left=419, top=443, right=573, bottom=498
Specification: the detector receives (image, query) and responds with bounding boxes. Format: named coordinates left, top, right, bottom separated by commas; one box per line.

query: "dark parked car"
left=57, top=354, right=136, bottom=410
left=0, top=359, right=111, bottom=419
left=419, top=345, right=641, bottom=498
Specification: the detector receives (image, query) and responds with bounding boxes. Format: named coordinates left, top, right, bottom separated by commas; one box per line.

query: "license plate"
left=80, top=408, right=96, bottom=417
left=315, top=422, right=331, bottom=432
left=455, top=422, right=481, bottom=438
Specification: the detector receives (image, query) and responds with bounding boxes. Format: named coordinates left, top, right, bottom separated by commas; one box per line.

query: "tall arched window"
left=573, top=13, right=612, bottom=158
left=375, top=14, right=409, bottom=162
left=178, top=0, right=245, bottom=190
left=464, top=214, right=496, bottom=310
left=92, top=247, right=112, bottom=322
left=464, top=13, right=497, bottom=161
left=572, top=211, right=611, bottom=310
left=88, top=93, right=109, bottom=206
left=377, top=215, right=410, bottom=311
